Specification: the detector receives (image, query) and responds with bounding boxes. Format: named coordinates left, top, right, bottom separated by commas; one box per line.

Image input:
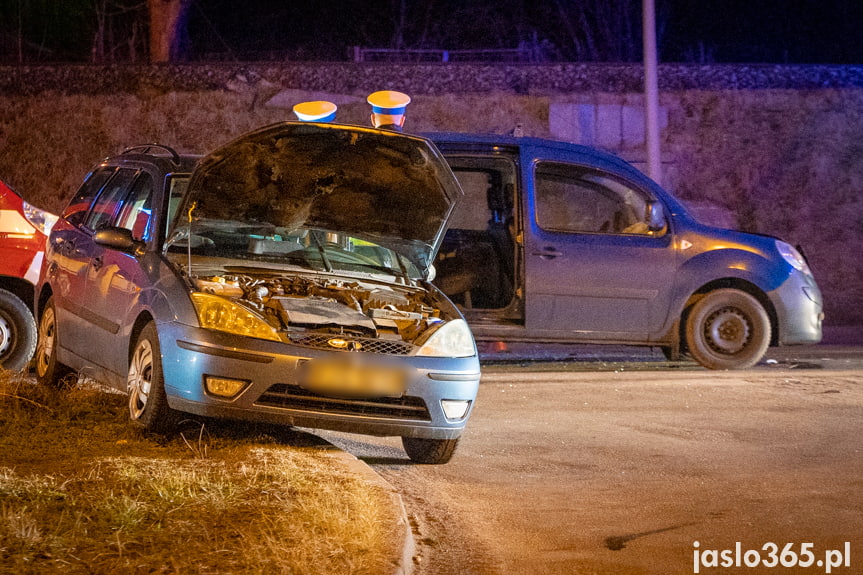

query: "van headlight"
left=416, top=319, right=476, bottom=358
left=190, top=293, right=281, bottom=342
left=776, top=240, right=813, bottom=277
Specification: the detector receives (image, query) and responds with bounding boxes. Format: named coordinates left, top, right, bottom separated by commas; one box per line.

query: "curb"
left=322, top=446, right=416, bottom=575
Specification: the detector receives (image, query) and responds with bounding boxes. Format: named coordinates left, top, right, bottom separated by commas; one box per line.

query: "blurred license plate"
left=300, top=359, right=407, bottom=398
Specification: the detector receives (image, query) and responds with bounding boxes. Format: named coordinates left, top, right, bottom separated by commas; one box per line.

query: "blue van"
left=428, top=133, right=823, bottom=369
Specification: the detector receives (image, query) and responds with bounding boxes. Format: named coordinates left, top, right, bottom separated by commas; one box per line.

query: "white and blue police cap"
left=367, top=90, right=411, bottom=115
left=292, top=100, right=337, bottom=122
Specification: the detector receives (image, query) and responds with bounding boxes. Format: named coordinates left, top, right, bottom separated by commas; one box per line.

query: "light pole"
left=643, top=0, right=662, bottom=184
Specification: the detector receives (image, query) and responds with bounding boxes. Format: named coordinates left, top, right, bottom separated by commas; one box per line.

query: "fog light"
left=441, top=399, right=471, bottom=420
left=205, top=376, right=249, bottom=398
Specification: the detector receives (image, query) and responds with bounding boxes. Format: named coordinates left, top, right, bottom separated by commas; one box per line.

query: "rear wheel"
left=128, top=323, right=178, bottom=432
left=401, top=436, right=460, bottom=464
left=35, top=296, right=73, bottom=386
left=684, top=289, right=771, bottom=370
left=0, top=289, right=37, bottom=372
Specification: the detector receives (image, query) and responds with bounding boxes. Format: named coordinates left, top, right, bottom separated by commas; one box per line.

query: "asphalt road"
left=319, top=345, right=863, bottom=575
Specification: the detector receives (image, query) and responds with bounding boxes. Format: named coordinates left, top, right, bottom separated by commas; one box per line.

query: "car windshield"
left=165, top=217, right=420, bottom=280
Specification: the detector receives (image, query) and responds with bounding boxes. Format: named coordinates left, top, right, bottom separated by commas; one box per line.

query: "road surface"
left=319, top=345, right=863, bottom=575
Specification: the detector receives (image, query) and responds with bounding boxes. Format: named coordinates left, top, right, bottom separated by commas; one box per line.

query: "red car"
left=0, top=179, right=57, bottom=371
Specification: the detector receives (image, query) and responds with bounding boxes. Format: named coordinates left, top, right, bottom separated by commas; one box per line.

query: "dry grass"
left=0, top=373, right=399, bottom=575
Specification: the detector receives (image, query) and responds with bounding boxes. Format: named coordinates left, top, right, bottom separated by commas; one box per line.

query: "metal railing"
left=350, top=46, right=546, bottom=63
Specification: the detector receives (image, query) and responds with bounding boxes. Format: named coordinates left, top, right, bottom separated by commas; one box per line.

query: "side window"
left=166, top=176, right=189, bottom=228
left=115, top=172, right=154, bottom=241
left=162, top=176, right=191, bottom=251
left=62, top=167, right=117, bottom=227
left=84, top=168, right=139, bottom=231
left=535, top=162, right=655, bottom=235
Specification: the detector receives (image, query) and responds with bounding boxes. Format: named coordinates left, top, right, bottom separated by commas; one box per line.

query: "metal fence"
left=349, top=46, right=548, bottom=63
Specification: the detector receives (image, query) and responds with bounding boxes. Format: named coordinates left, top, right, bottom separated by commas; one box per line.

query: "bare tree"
left=552, top=0, right=643, bottom=61
left=148, top=0, right=192, bottom=62
left=92, top=0, right=147, bottom=63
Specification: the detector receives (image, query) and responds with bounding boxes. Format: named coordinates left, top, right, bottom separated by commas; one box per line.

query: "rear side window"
left=534, top=162, right=653, bottom=235
left=62, top=167, right=116, bottom=227
left=84, top=168, right=139, bottom=231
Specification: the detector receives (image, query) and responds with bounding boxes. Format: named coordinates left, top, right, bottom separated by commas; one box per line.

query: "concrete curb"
left=322, top=446, right=416, bottom=575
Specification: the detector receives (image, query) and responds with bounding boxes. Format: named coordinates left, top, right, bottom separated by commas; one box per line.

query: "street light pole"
left=643, top=0, right=662, bottom=184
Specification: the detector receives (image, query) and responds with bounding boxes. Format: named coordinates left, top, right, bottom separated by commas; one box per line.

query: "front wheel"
left=401, top=436, right=460, bottom=464
left=128, top=323, right=178, bottom=433
left=684, top=289, right=771, bottom=370
left=0, top=289, right=37, bottom=372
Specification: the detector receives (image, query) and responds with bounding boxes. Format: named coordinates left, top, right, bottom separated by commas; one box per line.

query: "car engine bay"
left=193, top=272, right=446, bottom=346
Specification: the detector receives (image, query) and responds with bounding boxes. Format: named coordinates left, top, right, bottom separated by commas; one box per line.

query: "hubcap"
left=705, top=306, right=751, bottom=355
left=128, top=339, right=153, bottom=420
left=0, top=313, right=12, bottom=358
left=36, top=308, right=56, bottom=377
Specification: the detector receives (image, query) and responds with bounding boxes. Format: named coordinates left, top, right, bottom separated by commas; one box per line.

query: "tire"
left=401, top=436, right=460, bottom=464
left=684, top=288, right=771, bottom=370
left=35, top=296, right=73, bottom=386
left=128, top=322, right=179, bottom=433
left=660, top=346, right=679, bottom=361
left=0, top=289, right=37, bottom=372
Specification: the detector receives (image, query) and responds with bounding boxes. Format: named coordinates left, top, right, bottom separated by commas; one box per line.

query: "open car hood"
left=179, top=122, right=463, bottom=274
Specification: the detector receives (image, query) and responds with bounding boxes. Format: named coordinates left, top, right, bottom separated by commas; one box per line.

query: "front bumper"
left=768, top=270, right=823, bottom=345
left=157, top=321, right=481, bottom=440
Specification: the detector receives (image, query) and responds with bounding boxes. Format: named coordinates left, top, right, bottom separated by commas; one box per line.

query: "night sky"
left=2, top=0, right=862, bottom=64
left=185, top=0, right=863, bottom=64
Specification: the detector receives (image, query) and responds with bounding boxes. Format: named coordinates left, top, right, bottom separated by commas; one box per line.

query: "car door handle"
left=532, top=248, right=564, bottom=259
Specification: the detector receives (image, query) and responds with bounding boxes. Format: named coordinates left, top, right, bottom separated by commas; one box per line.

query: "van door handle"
left=532, top=247, right=563, bottom=259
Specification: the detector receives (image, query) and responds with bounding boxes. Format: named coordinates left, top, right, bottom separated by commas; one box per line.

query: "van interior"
left=434, top=155, right=522, bottom=324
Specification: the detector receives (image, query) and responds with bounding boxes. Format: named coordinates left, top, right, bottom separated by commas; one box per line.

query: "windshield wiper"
left=309, top=231, right=334, bottom=272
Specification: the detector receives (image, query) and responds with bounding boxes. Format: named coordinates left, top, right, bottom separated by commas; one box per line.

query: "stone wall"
left=3, top=62, right=863, bottom=96
left=0, top=63, right=861, bottom=326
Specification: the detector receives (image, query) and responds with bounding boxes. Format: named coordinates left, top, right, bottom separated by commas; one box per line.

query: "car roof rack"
left=121, top=144, right=180, bottom=164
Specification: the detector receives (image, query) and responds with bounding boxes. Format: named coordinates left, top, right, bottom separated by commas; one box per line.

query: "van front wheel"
left=685, top=289, right=771, bottom=370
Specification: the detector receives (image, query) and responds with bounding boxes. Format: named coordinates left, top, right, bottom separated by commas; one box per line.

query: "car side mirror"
left=425, top=263, right=437, bottom=282
left=94, top=227, right=144, bottom=255
left=646, top=201, right=667, bottom=234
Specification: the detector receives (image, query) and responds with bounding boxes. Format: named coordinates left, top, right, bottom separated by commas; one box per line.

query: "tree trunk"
left=148, top=0, right=191, bottom=62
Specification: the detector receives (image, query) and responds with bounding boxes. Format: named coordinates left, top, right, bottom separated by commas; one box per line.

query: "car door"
left=60, top=167, right=140, bottom=363
left=49, top=166, right=120, bottom=359
left=80, top=170, right=153, bottom=375
left=523, top=159, right=677, bottom=341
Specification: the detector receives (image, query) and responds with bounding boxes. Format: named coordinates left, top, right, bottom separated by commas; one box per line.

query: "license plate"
left=300, top=359, right=407, bottom=398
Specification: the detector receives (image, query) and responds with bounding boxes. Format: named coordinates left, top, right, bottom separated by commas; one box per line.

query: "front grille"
left=287, top=333, right=413, bottom=355
left=256, top=384, right=432, bottom=421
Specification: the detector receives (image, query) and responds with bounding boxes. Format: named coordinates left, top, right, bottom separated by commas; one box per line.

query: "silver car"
left=35, top=123, right=480, bottom=464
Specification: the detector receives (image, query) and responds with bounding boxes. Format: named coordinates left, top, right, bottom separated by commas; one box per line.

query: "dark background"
left=1, top=0, right=862, bottom=64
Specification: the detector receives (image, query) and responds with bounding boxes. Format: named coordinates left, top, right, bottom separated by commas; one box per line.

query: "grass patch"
left=0, top=373, right=399, bottom=574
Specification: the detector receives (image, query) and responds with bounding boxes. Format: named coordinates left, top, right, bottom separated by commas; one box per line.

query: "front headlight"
left=776, top=240, right=813, bottom=277
left=190, top=292, right=281, bottom=342
left=416, top=319, right=476, bottom=358
left=22, top=201, right=58, bottom=235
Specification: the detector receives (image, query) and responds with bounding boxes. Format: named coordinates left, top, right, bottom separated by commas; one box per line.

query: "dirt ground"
left=321, top=350, right=863, bottom=575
